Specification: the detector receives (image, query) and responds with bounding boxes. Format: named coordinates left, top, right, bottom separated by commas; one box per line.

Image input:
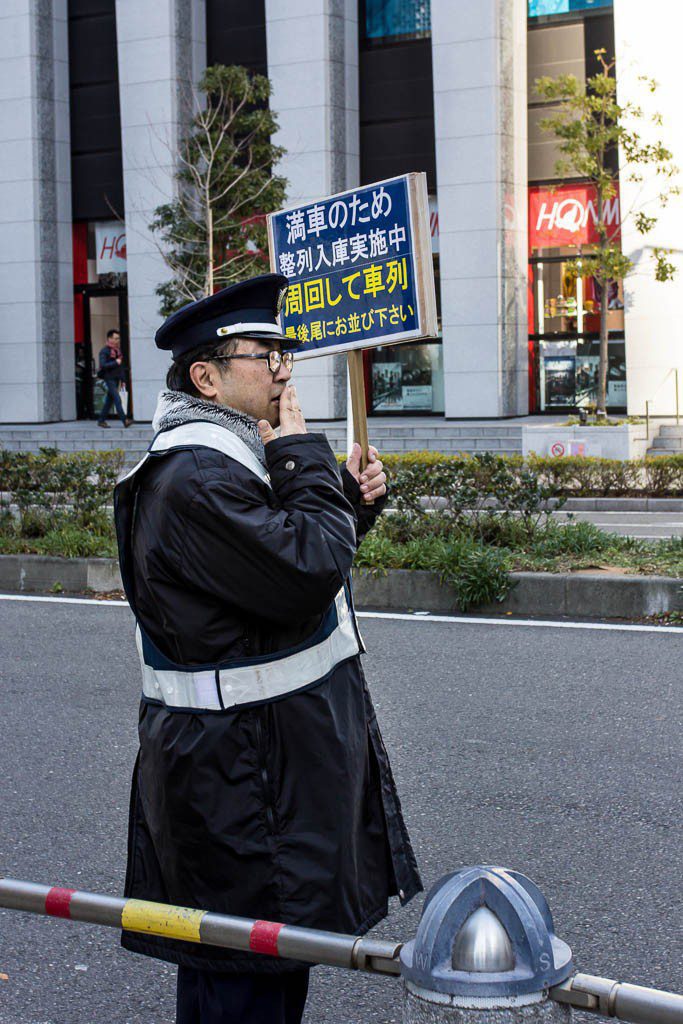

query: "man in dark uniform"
left=114, top=274, right=421, bottom=1024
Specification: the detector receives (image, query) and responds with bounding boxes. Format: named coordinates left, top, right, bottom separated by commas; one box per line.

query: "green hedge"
left=339, top=451, right=683, bottom=498
left=0, top=448, right=124, bottom=536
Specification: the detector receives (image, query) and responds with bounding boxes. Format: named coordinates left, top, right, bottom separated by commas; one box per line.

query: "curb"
left=561, top=497, right=683, bottom=511
left=0, top=555, right=122, bottom=595
left=416, top=497, right=683, bottom=513
left=1, top=555, right=681, bottom=619
left=352, top=568, right=683, bottom=619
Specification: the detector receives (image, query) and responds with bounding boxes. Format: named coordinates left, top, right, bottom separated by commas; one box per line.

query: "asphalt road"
left=550, top=510, right=683, bottom=539
left=0, top=597, right=682, bottom=1024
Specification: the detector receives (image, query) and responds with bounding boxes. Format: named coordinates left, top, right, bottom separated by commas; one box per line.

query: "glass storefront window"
left=538, top=338, right=626, bottom=411
left=369, top=342, right=444, bottom=413
left=529, top=258, right=624, bottom=336
left=528, top=0, right=611, bottom=17
left=528, top=180, right=626, bottom=412
left=362, top=0, right=431, bottom=44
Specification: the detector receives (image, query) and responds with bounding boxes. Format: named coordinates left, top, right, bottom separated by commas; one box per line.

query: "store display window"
left=529, top=256, right=624, bottom=337
left=538, top=338, right=626, bottom=411
left=366, top=219, right=442, bottom=415
left=369, top=342, right=444, bottom=413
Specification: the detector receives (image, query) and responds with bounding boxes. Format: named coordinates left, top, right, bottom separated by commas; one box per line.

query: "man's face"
left=110, top=333, right=120, bottom=347
left=209, top=338, right=293, bottom=427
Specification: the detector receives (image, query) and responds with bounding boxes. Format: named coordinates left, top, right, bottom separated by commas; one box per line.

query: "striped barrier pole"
left=2, top=871, right=683, bottom=1024
left=0, top=877, right=401, bottom=975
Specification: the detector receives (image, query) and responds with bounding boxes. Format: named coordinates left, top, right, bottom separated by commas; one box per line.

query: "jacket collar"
left=152, top=389, right=267, bottom=466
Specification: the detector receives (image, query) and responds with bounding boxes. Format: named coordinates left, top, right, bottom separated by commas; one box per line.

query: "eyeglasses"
left=212, top=350, right=294, bottom=375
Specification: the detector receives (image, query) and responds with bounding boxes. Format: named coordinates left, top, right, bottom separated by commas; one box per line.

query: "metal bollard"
left=400, top=866, right=574, bottom=1024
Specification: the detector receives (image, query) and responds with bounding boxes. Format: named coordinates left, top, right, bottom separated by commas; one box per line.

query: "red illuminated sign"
left=528, top=183, right=621, bottom=250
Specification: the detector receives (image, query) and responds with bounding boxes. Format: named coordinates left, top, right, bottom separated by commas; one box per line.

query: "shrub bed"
left=367, top=451, right=683, bottom=499
left=2, top=448, right=682, bottom=609
left=0, top=448, right=124, bottom=555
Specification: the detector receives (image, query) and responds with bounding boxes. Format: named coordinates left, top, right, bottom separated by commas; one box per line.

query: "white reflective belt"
left=137, top=589, right=362, bottom=711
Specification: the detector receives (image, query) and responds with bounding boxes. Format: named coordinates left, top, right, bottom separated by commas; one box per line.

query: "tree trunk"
left=596, top=181, right=608, bottom=419
left=207, top=205, right=214, bottom=295
left=597, top=276, right=609, bottom=417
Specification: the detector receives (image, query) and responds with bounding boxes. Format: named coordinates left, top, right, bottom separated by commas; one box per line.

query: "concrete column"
left=0, top=0, right=74, bottom=423
left=115, top=0, right=206, bottom=421
left=265, top=0, right=359, bottom=420
left=431, top=0, right=528, bottom=419
left=614, top=0, right=683, bottom=418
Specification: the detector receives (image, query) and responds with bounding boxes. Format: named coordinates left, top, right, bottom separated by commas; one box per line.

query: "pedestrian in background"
left=97, top=328, right=132, bottom=427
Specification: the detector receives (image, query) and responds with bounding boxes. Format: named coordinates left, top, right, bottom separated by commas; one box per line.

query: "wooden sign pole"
left=346, top=349, right=369, bottom=471
left=346, top=348, right=375, bottom=505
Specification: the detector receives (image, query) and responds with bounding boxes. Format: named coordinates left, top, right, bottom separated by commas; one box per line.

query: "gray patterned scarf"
left=152, top=389, right=267, bottom=466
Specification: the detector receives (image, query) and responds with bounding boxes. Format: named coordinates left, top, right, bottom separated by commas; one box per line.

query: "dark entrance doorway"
left=75, top=285, right=131, bottom=420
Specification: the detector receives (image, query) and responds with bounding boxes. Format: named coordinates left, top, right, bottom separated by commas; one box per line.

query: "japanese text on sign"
left=268, top=177, right=426, bottom=356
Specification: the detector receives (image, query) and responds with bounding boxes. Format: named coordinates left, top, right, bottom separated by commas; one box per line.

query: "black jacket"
left=114, top=429, right=422, bottom=973
left=98, top=345, right=125, bottom=381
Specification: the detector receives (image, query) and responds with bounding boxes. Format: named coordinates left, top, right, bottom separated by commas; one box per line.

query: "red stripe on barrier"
left=45, top=887, right=76, bottom=919
left=249, top=920, right=283, bottom=957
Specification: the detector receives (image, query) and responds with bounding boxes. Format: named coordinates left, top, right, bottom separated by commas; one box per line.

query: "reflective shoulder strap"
left=149, top=421, right=271, bottom=487
left=115, top=419, right=270, bottom=609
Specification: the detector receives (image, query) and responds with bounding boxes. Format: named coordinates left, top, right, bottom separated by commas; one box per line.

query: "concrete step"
left=646, top=447, right=681, bottom=457
left=1, top=422, right=525, bottom=457
left=363, top=428, right=524, bottom=439
left=658, top=425, right=683, bottom=437
left=651, top=436, right=683, bottom=450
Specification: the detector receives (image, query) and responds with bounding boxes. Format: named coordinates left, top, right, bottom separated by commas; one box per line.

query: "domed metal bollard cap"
left=400, top=866, right=573, bottom=1003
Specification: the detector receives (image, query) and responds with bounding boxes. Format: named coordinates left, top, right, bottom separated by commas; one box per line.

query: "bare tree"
left=150, top=64, right=287, bottom=316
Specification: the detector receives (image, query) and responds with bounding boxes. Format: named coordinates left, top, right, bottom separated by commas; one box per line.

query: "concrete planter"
left=352, top=568, right=683, bottom=619
left=522, top=423, right=649, bottom=461
left=0, top=555, right=122, bottom=595
left=1, top=556, right=681, bottom=620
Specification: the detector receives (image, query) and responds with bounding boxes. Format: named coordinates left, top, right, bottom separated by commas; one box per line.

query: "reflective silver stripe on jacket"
left=136, top=587, right=362, bottom=711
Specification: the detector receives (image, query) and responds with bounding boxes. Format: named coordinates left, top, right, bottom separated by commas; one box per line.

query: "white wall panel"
left=614, top=0, right=683, bottom=418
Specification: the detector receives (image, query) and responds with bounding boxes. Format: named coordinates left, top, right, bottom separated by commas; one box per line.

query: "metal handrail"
left=1, top=877, right=682, bottom=1022
left=552, top=974, right=683, bottom=1024
left=639, top=367, right=681, bottom=440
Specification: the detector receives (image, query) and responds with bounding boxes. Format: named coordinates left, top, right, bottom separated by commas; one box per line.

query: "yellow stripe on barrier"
left=121, top=899, right=206, bottom=943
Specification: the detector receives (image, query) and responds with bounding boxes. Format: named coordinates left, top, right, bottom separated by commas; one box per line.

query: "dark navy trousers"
left=98, top=379, right=127, bottom=424
left=176, top=967, right=310, bottom=1024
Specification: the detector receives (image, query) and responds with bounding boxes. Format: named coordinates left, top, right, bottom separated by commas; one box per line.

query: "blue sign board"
left=268, top=173, right=437, bottom=359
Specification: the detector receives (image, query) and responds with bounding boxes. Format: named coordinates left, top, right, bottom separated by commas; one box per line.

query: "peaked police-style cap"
left=155, top=274, right=295, bottom=360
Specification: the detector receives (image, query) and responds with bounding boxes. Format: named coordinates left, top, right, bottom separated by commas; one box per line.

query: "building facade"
left=0, top=0, right=681, bottom=423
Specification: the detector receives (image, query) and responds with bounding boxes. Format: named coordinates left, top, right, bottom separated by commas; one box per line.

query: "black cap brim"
left=237, top=330, right=301, bottom=351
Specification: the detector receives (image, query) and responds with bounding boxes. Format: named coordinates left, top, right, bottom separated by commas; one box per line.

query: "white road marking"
left=358, top=610, right=683, bottom=634
left=1, top=593, right=681, bottom=633
left=0, top=593, right=129, bottom=607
